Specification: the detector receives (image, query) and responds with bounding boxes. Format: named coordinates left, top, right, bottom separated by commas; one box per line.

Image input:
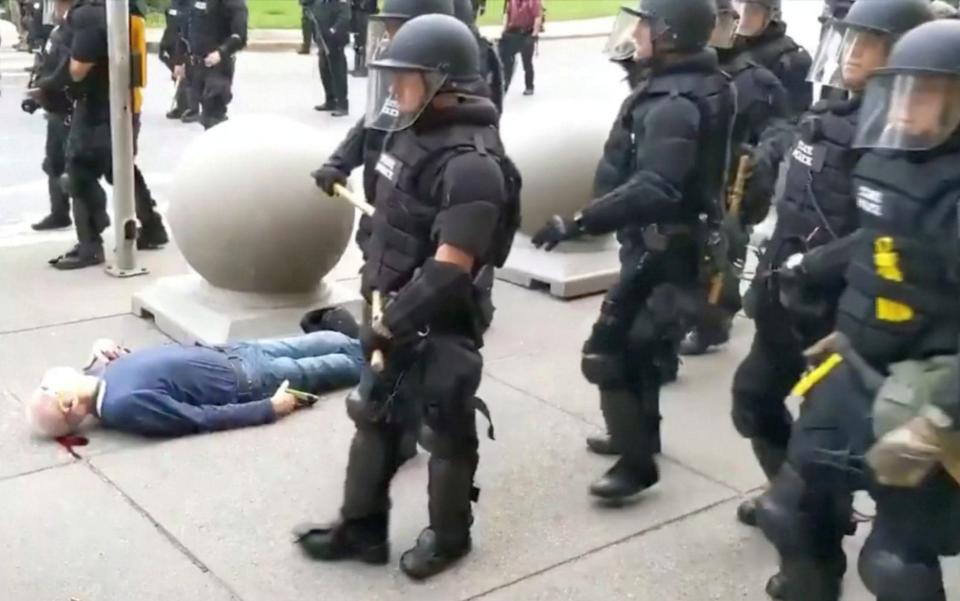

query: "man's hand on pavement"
left=271, top=380, right=298, bottom=417
left=90, top=338, right=130, bottom=364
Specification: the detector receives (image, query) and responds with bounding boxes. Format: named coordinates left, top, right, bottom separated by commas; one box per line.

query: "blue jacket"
left=94, top=345, right=274, bottom=437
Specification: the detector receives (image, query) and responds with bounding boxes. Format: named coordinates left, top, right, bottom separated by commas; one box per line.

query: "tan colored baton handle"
left=370, top=291, right=385, bottom=373
left=332, top=183, right=374, bottom=217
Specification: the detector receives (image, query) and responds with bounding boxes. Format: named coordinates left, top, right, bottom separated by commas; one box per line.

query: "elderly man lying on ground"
left=26, top=308, right=364, bottom=438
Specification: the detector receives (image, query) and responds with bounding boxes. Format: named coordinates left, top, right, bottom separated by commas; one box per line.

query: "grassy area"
left=147, top=0, right=623, bottom=30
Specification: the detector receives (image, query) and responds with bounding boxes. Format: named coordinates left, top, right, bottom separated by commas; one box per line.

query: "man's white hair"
left=25, top=367, right=81, bottom=438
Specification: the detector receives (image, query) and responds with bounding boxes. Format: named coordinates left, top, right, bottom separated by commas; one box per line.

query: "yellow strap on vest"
left=790, top=353, right=843, bottom=400
left=130, top=15, right=147, bottom=114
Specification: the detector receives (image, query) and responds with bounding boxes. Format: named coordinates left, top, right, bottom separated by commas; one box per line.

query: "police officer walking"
left=734, top=0, right=813, bottom=117
left=295, top=14, right=519, bottom=579
left=757, top=17, right=960, bottom=600
left=677, top=0, right=789, bottom=356
left=173, top=0, right=247, bottom=129
left=349, top=0, right=376, bottom=76
left=51, top=0, right=169, bottom=270
left=531, top=0, right=735, bottom=500
left=729, top=0, right=934, bottom=540
left=298, top=0, right=313, bottom=54
left=23, top=0, right=75, bottom=232
left=311, top=0, right=351, bottom=116
left=453, top=0, right=505, bottom=113
left=159, top=0, right=195, bottom=120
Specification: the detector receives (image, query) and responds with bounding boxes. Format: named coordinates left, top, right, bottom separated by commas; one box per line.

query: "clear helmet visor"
left=42, top=0, right=56, bottom=25
left=854, top=73, right=960, bottom=150
left=808, top=21, right=847, bottom=87
left=365, top=17, right=405, bottom=63
left=808, top=24, right=891, bottom=91
left=603, top=10, right=642, bottom=61
left=365, top=67, right=449, bottom=132
left=733, top=1, right=771, bottom=37
left=710, top=11, right=740, bottom=49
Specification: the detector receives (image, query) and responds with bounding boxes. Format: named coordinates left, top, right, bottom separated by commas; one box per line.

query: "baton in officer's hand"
left=331, top=183, right=373, bottom=216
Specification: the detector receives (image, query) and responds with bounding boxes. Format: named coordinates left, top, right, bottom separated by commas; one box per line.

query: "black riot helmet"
left=366, top=15, right=481, bottom=132
left=452, top=0, right=477, bottom=28
left=709, top=0, right=741, bottom=49
left=733, top=0, right=782, bottom=37
left=604, top=0, right=717, bottom=61
left=808, top=0, right=934, bottom=91
left=855, top=19, right=960, bottom=150
left=366, top=0, right=456, bottom=62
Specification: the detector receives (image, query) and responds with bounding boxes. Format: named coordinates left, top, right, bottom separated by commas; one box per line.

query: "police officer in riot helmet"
left=734, top=0, right=813, bottom=117
left=172, top=0, right=247, bottom=128
left=452, top=0, right=505, bottom=113
left=531, top=0, right=736, bottom=500
left=159, top=0, right=195, bottom=120
left=753, top=16, right=960, bottom=601
left=730, top=0, right=934, bottom=552
left=677, top=0, right=789, bottom=356
left=295, top=14, right=520, bottom=580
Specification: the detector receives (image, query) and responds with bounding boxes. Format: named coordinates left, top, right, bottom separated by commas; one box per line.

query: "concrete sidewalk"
left=145, top=16, right=615, bottom=52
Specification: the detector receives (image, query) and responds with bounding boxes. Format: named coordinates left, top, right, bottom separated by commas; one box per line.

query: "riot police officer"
left=453, top=0, right=505, bottom=113
left=159, top=0, right=194, bottom=120
left=173, top=0, right=247, bottom=129
left=734, top=0, right=813, bottom=117
left=531, top=0, right=736, bottom=500
left=349, top=0, right=377, bottom=76
left=310, top=0, right=351, bottom=116
left=24, top=0, right=74, bottom=232
left=730, top=0, right=934, bottom=537
left=294, top=14, right=520, bottom=580
left=53, top=0, right=168, bottom=270
left=677, top=0, right=789, bottom=356
left=758, top=19, right=960, bottom=601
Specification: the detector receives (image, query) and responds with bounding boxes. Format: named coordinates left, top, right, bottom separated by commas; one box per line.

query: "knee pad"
left=756, top=465, right=809, bottom=552
left=345, top=385, right=384, bottom=426
left=420, top=419, right=478, bottom=460
left=581, top=352, right=625, bottom=386
left=859, top=545, right=944, bottom=601
left=58, top=173, right=73, bottom=197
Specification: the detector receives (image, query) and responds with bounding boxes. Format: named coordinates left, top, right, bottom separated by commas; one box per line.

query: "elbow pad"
left=382, top=258, right=473, bottom=339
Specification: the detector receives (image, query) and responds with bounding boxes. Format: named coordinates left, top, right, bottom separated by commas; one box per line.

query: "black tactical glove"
left=531, top=215, right=584, bottom=251
left=311, top=164, right=348, bottom=196
left=741, top=150, right=778, bottom=226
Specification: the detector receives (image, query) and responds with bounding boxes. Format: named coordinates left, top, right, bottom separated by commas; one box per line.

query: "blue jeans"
left=225, top=331, right=364, bottom=399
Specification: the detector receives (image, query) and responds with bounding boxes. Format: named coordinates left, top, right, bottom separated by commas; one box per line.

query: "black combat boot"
left=586, top=388, right=620, bottom=456
left=49, top=243, right=104, bottom=270
left=400, top=450, right=477, bottom=580
left=589, top=388, right=659, bottom=499
left=738, top=438, right=788, bottom=526
left=766, top=552, right=846, bottom=601
left=180, top=109, right=201, bottom=123
left=32, top=213, right=71, bottom=231
left=294, top=514, right=389, bottom=564
left=137, top=215, right=169, bottom=250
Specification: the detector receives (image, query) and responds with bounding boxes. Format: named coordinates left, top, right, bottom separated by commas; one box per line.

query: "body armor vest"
left=838, top=146, right=960, bottom=367
left=362, top=123, right=518, bottom=297
left=38, top=23, right=73, bottom=114
left=187, top=0, right=231, bottom=56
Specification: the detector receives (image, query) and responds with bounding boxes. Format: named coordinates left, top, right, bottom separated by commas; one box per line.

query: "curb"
left=144, top=30, right=608, bottom=54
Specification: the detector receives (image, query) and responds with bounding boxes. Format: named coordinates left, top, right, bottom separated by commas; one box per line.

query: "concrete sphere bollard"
left=500, top=103, right=610, bottom=237
left=167, top=115, right=355, bottom=294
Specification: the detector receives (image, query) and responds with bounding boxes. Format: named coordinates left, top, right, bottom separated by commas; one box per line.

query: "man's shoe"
left=50, top=245, right=105, bottom=270
left=589, top=457, right=659, bottom=500
left=31, top=214, right=72, bottom=231
left=137, top=218, right=169, bottom=250
left=679, top=329, right=711, bottom=356
left=765, top=572, right=788, bottom=600
left=586, top=434, right=619, bottom=456
left=523, top=87, right=534, bottom=96
left=331, top=104, right=349, bottom=117
left=399, top=528, right=471, bottom=581
left=180, top=109, right=201, bottom=123
left=165, top=108, right=184, bottom=120
left=297, top=45, right=310, bottom=55
left=737, top=496, right=759, bottom=527
left=293, top=517, right=389, bottom=564
left=314, top=102, right=335, bottom=112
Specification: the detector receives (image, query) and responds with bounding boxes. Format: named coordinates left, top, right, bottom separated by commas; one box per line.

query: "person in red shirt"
left=498, top=0, right=542, bottom=95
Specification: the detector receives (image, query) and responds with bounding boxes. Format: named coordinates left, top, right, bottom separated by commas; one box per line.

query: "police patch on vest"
left=376, top=153, right=400, bottom=183
left=194, top=1, right=207, bottom=9
left=791, top=140, right=826, bottom=172
left=857, top=186, right=884, bottom=217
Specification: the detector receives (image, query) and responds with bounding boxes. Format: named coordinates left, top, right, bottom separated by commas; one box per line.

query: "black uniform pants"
left=66, top=115, right=160, bottom=250
left=317, top=34, right=349, bottom=108
left=42, top=113, right=71, bottom=220
left=731, top=277, right=833, bottom=464
left=300, top=5, right=313, bottom=49
left=351, top=8, right=368, bottom=54
left=341, top=328, right=483, bottom=552
left=187, top=57, right=234, bottom=129
left=497, top=29, right=535, bottom=92
left=690, top=217, right=748, bottom=344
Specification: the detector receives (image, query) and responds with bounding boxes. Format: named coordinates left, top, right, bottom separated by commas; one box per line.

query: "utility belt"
left=639, top=222, right=699, bottom=252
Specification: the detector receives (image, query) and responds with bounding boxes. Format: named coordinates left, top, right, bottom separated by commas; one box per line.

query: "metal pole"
left=105, top=0, right=145, bottom=277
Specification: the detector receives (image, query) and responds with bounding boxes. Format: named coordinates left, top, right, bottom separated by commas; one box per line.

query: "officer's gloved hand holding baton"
left=312, top=165, right=349, bottom=197
left=531, top=214, right=585, bottom=251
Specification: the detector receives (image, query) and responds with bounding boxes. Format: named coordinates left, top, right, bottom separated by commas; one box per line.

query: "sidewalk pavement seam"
left=0, top=459, right=78, bottom=484
left=0, top=311, right=130, bottom=337
left=483, top=369, right=748, bottom=495
left=84, top=460, right=248, bottom=601
left=461, top=492, right=740, bottom=601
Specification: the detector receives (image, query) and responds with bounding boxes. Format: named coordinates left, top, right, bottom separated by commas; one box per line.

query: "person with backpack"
left=498, top=0, right=542, bottom=95
left=531, top=0, right=736, bottom=501
left=294, top=14, right=520, bottom=580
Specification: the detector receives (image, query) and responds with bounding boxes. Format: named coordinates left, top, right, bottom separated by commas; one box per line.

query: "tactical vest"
left=362, top=124, right=520, bottom=297
left=741, top=31, right=801, bottom=85
left=837, top=147, right=960, bottom=367
left=769, top=98, right=862, bottom=268
left=187, top=0, right=230, bottom=56
left=38, top=23, right=73, bottom=114
left=722, top=55, right=785, bottom=150
left=593, top=63, right=734, bottom=236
